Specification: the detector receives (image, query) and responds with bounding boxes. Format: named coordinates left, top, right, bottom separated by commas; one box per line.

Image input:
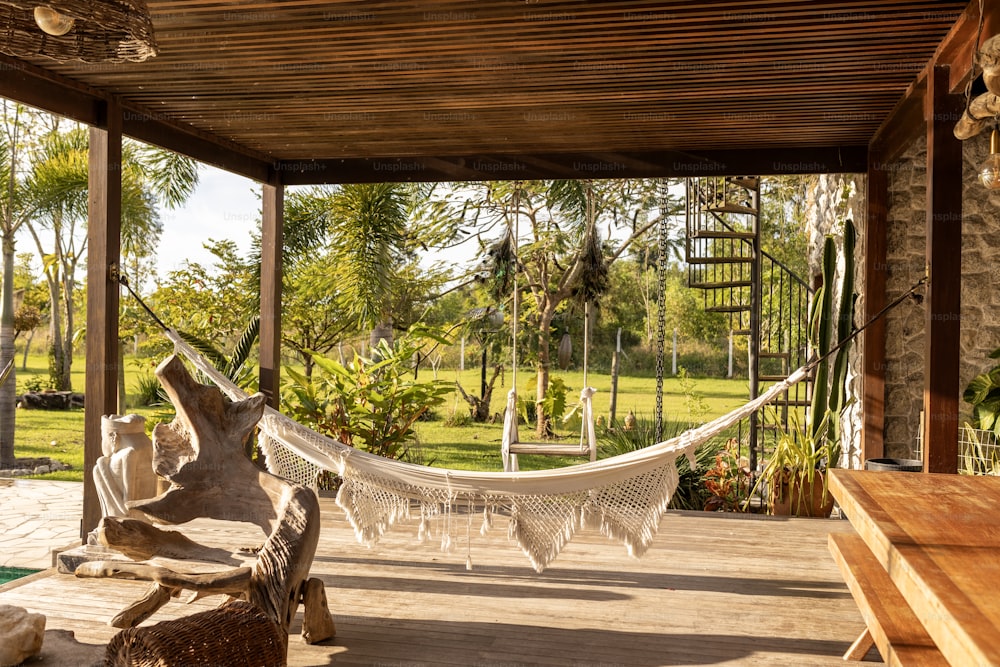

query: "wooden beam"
left=870, top=72, right=928, bottom=164
left=0, top=55, right=101, bottom=126
left=276, top=146, right=868, bottom=185
left=83, top=101, right=123, bottom=537
left=0, top=55, right=273, bottom=183
left=922, top=66, right=964, bottom=475
left=861, top=147, right=888, bottom=464
left=121, top=105, right=272, bottom=184
left=934, top=0, right=984, bottom=93
left=259, top=182, right=283, bottom=408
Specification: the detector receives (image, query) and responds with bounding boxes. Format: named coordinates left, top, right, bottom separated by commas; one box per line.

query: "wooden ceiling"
left=0, top=1, right=974, bottom=182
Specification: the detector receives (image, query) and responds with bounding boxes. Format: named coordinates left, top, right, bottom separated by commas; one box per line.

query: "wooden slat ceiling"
left=5, top=1, right=971, bottom=179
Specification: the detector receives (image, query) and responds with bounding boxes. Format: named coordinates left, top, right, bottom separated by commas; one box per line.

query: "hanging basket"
left=557, top=333, right=572, bottom=370
left=0, top=0, right=158, bottom=63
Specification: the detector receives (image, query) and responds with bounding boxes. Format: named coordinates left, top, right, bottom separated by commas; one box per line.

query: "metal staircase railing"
left=685, top=176, right=813, bottom=479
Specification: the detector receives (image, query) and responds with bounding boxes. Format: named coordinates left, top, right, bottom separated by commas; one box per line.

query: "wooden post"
left=727, top=330, right=734, bottom=378
left=671, top=328, right=678, bottom=376
left=259, top=180, right=283, bottom=408
left=862, top=147, right=888, bottom=464
left=922, top=65, right=963, bottom=474
left=83, top=102, right=123, bottom=538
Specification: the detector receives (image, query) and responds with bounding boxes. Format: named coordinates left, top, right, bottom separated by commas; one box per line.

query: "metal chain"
left=654, top=178, right=669, bottom=440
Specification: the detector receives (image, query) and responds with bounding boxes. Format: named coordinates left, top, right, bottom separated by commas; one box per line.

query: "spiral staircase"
left=685, top=176, right=813, bottom=472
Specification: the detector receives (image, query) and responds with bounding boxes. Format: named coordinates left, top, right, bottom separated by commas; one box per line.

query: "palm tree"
left=26, top=125, right=198, bottom=390
left=326, top=183, right=410, bottom=349
left=0, top=101, right=37, bottom=466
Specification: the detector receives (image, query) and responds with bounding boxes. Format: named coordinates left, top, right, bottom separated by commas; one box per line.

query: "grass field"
left=8, top=351, right=752, bottom=481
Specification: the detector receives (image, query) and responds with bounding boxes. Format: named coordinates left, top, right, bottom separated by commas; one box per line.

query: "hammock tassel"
left=481, top=505, right=493, bottom=535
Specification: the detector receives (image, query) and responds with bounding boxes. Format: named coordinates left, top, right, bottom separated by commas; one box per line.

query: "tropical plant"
left=25, top=123, right=198, bottom=390
left=178, top=315, right=261, bottom=391
left=963, top=350, right=1000, bottom=439
left=281, top=327, right=453, bottom=460
left=960, top=424, right=1000, bottom=476
left=750, top=410, right=836, bottom=517
left=808, top=218, right=856, bottom=451
left=703, top=438, right=752, bottom=512
left=596, top=414, right=717, bottom=511
left=751, top=218, right=855, bottom=516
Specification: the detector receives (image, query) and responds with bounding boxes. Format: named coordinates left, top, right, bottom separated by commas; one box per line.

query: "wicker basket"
left=105, top=599, right=286, bottom=667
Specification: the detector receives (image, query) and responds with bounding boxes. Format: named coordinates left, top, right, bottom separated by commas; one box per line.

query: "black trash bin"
left=864, top=458, right=924, bottom=472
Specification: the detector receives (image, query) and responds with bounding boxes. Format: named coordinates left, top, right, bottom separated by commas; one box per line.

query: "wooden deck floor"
left=0, top=497, right=874, bottom=666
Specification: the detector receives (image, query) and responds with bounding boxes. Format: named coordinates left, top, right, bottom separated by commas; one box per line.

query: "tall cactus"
left=808, top=219, right=856, bottom=459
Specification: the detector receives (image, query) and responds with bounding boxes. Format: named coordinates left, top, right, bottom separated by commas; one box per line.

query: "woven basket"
left=104, top=599, right=286, bottom=667
left=0, top=0, right=157, bottom=63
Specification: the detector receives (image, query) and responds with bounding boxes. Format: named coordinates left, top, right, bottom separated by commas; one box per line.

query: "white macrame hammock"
left=166, top=329, right=807, bottom=573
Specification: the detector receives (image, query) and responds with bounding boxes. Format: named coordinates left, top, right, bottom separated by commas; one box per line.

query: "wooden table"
left=829, top=469, right=1000, bottom=666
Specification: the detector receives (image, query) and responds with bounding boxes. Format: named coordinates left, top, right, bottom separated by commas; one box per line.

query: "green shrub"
left=134, top=372, right=164, bottom=407
left=281, top=328, right=453, bottom=460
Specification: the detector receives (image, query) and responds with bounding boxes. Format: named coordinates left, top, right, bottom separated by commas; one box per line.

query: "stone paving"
left=0, top=478, right=82, bottom=569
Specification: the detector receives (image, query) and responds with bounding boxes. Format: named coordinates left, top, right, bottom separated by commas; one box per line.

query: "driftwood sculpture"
left=76, top=354, right=334, bottom=664
left=956, top=35, right=1000, bottom=140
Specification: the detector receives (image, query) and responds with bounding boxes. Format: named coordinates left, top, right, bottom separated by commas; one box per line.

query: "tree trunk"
left=20, top=329, right=33, bottom=371
left=44, top=268, right=65, bottom=391
left=0, top=238, right=17, bottom=467
left=60, top=271, right=74, bottom=391
left=535, top=307, right=555, bottom=438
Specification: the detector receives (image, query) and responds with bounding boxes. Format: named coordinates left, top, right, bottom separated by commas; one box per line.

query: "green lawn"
left=9, top=350, right=752, bottom=480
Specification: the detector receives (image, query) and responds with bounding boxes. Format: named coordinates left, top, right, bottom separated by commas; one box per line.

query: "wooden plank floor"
left=0, top=497, right=875, bottom=666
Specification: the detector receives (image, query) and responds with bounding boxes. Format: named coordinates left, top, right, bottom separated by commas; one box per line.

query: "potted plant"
left=752, top=219, right=855, bottom=517
left=755, top=411, right=838, bottom=517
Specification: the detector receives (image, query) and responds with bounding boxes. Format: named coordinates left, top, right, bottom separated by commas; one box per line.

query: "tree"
left=0, top=101, right=43, bottom=466
left=145, top=239, right=258, bottom=358
left=26, top=125, right=198, bottom=389
left=326, top=183, right=410, bottom=345
left=13, top=252, right=48, bottom=370
left=424, top=179, right=682, bottom=437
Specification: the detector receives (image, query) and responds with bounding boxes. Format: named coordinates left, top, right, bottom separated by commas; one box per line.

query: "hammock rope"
left=118, top=267, right=925, bottom=572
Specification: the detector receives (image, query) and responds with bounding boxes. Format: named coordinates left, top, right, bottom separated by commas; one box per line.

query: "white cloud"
left=155, top=165, right=260, bottom=277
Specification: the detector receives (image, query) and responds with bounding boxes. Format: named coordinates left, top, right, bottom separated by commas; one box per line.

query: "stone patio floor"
left=0, top=478, right=82, bottom=569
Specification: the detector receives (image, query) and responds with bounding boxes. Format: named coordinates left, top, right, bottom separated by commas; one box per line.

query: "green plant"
left=596, top=414, right=715, bottom=510
left=703, top=437, right=752, bottom=512
left=749, top=410, right=835, bottom=516
left=963, top=350, right=1000, bottom=438
left=282, top=328, right=453, bottom=460
left=517, top=376, right=569, bottom=429
left=21, top=374, right=46, bottom=393
left=677, top=366, right=709, bottom=424
left=134, top=371, right=164, bottom=407
left=808, top=218, right=856, bottom=456
left=960, top=424, right=1000, bottom=476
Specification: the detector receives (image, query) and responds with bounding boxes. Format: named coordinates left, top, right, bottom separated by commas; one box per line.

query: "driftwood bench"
left=76, top=354, right=335, bottom=665
left=828, top=533, right=946, bottom=665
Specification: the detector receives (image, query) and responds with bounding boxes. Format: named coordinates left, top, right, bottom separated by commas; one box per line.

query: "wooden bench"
left=828, top=533, right=947, bottom=665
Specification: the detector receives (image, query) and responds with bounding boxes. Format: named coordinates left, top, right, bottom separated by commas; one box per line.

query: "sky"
left=155, top=164, right=259, bottom=277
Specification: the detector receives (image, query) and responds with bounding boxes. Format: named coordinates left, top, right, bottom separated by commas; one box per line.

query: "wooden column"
left=922, top=65, right=963, bottom=474
left=259, top=180, right=283, bottom=408
left=861, top=147, right=888, bottom=464
left=83, top=102, right=123, bottom=537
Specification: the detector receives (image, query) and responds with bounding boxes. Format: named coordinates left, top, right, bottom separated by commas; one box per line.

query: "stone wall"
left=958, top=132, right=1000, bottom=414
left=883, top=137, right=928, bottom=458
left=880, top=128, right=1000, bottom=459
